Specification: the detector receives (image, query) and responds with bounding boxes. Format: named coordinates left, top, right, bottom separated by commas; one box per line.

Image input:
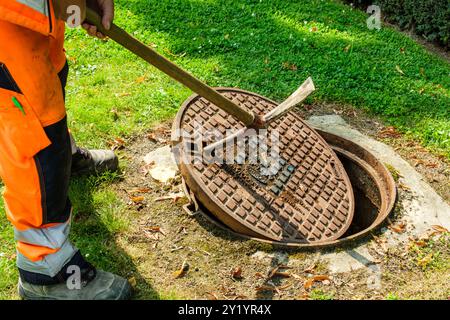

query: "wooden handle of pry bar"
left=85, top=8, right=258, bottom=127
left=263, top=77, right=315, bottom=122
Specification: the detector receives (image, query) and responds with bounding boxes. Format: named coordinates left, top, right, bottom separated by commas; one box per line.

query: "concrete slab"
left=251, top=251, right=289, bottom=265
left=143, top=145, right=179, bottom=183
left=323, top=247, right=377, bottom=274
left=307, top=115, right=450, bottom=273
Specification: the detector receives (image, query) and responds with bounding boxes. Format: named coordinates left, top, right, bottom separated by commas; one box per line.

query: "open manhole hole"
left=172, top=88, right=397, bottom=247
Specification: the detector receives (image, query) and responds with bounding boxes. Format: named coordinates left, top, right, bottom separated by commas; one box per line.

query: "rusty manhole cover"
left=172, top=88, right=355, bottom=244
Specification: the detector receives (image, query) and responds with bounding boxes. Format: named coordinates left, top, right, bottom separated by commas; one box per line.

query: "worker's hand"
left=82, top=0, right=114, bottom=39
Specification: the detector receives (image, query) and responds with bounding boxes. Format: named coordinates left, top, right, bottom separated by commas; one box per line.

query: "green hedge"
left=348, top=0, right=449, bottom=47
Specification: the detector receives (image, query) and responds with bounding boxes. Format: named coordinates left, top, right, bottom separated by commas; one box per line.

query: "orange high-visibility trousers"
left=0, top=0, right=85, bottom=283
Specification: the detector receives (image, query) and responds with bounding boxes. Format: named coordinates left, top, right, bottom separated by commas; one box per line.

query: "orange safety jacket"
left=0, top=0, right=68, bottom=127
left=0, top=0, right=80, bottom=276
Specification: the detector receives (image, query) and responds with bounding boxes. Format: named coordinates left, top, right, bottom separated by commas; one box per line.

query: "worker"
left=0, top=0, right=132, bottom=299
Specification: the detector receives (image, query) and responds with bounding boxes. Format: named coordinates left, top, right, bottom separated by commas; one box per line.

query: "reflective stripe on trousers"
left=14, top=218, right=71, bottom=250
left=16, top=240, right=77, bottom=277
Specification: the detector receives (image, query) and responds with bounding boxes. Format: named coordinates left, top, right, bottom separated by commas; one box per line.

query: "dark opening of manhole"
left=179, top=127, right=397, bottom=249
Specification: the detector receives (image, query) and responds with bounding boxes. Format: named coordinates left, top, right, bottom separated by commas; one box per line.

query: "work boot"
left=18, top=270, right=132, bottom=300
left=71, top=147, right=119, bottom=176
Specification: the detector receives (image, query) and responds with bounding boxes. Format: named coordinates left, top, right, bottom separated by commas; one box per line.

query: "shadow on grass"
left=69, top=174, right=159, bottom=300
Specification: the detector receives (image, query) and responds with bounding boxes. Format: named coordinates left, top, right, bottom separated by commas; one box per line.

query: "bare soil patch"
left=110, top=103, right=449, bottom=300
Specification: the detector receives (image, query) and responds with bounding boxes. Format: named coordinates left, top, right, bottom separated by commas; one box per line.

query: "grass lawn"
left=0, top=0, right=449, bottom=299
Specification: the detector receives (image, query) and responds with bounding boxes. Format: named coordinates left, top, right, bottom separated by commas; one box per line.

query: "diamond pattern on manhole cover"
left=172, top=88, right=355, bottom=243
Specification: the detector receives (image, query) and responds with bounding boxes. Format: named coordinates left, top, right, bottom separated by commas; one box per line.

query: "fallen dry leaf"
left=129, top=187, right=151, bottom=194
left=273, top=272, right=291, bottom=278
left=414, top=159, right=425, bottom=167
left=313, top=275, right=331, bottom=281
left=255, top=285, right=279, bottom=294
left=277, top=282, right=293, bottom=290
left=303, top=264, right=316, bottom=274
left=395, top=65, right=405, bottom=75
left=304, top=278, right=315, bottom=290
left=147, top=132, right=168, bottom=144
left=108, top=137, right=126, bottom=150
left=282, top=62, right=298, bottom=71
left=141, top=161, right=156, bottom=176
left=135, top=75, right=146, bottom=83
left=231, top=267, right=243, bottom=280
left=378, top=126, right=402, bottom=139
left=145, top=226, right=166, bottom=235
left=414, top=159, right=438, bottom=168
left=173, top=260, right=189, bottom=279
left=304, top=275, right=331, bottom=290
left=268, top=266, right=280, bottom=279
left=155, top=192, right=185, bottom=203
left=267, top=265, right=292, bottom=279
left=431, top=225, right=449, bottom=233
left=67, top=56, right=77, bottom=63
left=413, top=240, right=427, bottom=247
left=390, top=221, right=407, bottom=234
left=130, top=196, right=145, bottom=203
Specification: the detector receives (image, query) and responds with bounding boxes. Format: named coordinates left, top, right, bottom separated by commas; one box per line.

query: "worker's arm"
left=82, top=0, right=114, bottom=39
